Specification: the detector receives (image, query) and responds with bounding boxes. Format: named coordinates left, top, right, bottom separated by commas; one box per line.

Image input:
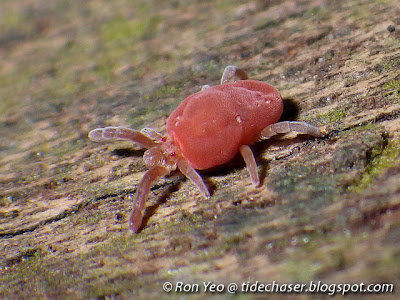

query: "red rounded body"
left=166, top=80, right=283, bottom=170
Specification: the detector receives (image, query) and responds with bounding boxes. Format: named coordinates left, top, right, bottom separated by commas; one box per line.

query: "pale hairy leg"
left=201, top=65, right=248, bottom=90
left=88, top=126, right=158, bottom=149
left=220, top=65, right=249, bottom=84
left=140, top=128, right=165, bottom=143
left=260, top=121, right=322, bottom=139
left=239, top=145, right=260, bottom=187
left=201, top=84, right=211, bottom=91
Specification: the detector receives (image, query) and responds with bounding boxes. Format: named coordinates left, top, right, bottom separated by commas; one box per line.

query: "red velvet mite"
left=89, top=66, right=322, bottom=232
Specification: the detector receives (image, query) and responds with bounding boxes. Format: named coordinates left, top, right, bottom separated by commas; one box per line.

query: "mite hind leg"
left=201, top=65, right=249, bottom=90
left=260, top=121, right=322, bottom=140
left=239, top=145, right=260, bottom=187
left=220, top=65, right=249, bottom=84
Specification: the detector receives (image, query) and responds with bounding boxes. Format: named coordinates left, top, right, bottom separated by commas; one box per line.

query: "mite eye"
left=170, top=152, right=176, bottom=157
left=161, top=137, right=167, bottom=142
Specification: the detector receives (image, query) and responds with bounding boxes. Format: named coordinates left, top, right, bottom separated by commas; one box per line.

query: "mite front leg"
left=260, top=121, right=322, bottom=139
left=220, top=65, right=249, bottom=84
left=239, top=145, right=260, bottom=187
left=130, top=166, right=170, bottom=232
left=89, top=126, right=158, bottom=149
left=178, top=160, right=210, bottom=198
left=140, top=128, right=165, bottom=143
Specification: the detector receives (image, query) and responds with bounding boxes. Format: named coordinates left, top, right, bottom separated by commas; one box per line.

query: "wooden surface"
left=1, top=0, right=399, bottom=298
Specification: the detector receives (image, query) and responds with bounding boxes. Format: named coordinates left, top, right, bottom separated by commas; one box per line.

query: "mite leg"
left=140, top=128, right=164, bottom=143
left=88, top=126, right=158, bottom=149
left=220, top=65, right=249, bottom=84
left=201, top=84, right=211, bottom=91
left=130, top=166, right=170, bottom=232
left=178, top=160, right=210, bottom=198
left=239, top=145, right=260, bottom=187
left=260, top=121, right=322, bottom=139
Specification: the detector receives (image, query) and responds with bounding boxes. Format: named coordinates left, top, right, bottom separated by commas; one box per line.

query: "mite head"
left=143, top=139, right=180, bottom=172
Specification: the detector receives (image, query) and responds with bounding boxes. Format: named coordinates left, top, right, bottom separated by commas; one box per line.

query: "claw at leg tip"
left=129, top=220, right=141, bottom=233
left=319, top=126, right=328, bottom=136
left=203, top=190, right=211, bottom=198
left=129, top=212, right=143, bottom=233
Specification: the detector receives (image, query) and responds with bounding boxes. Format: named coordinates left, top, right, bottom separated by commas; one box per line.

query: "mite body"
left=89, top=66, right=322, bottom=232
left=167, top=79, right=283, bottom=170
